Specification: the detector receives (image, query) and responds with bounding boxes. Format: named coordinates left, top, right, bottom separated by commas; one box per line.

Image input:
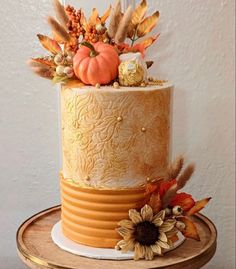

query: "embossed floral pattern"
left=61, top=86, right=172, bottom=188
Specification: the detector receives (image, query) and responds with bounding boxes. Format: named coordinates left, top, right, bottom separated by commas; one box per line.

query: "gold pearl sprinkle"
left=140, top=82, right=146, bottom=87
left=113, top=82, right=120, bottom=89
left=117, top=116, right=123, bottom=122
left=141, top=127, right=146, bottom=132
left=84, top=176, right=90, bottom=181
left=95, top=83, right=101, bottom=89
left=146, top=177, right=151, bottom=182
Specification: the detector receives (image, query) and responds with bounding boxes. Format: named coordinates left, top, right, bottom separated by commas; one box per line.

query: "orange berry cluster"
left=84, top=25, right=107, bottom=43
left=65, top=5, right=85, bottom=39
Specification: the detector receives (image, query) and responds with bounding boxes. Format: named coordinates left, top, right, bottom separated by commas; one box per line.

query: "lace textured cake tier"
left=61, top=83, right=173, bottom=189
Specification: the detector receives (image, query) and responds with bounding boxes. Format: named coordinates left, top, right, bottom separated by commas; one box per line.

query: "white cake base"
left=51, top=221, right=185, bottom=260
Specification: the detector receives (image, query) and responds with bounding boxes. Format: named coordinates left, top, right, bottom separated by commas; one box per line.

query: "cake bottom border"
left=51, top=220, right=186, bottom=260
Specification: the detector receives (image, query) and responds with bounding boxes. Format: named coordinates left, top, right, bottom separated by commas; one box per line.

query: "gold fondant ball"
left=118, top=60, right=145, bottom=86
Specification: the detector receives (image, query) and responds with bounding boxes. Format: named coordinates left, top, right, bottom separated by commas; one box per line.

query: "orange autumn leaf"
left=101, top=5, right=112, bottom=24
left=148, top=192, right=162, bottom=214
left=132, top=0, right=147, bottom=26
left=89, top=8, right=99, bottom=25
left=145, top=182, right=159, bottom=195
left=159, top=179, right=177, bottom=197
left=179, top=217, right=200, bottom=241
left=186, top=198, right=211, bottom=216
left=31, top=57, right=54, bottom=67
left=136, top=34, right=160, bottom=50
left=137, top=11, right=160, bottom=38
left=37, top=34, right=62, bottom=55
left=170, top=192, right=195, bottom=212
left=169, top=234, right=179, bottom=244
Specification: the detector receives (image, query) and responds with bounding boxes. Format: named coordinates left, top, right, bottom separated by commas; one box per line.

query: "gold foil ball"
left=118, top=60, right=145, bottom=86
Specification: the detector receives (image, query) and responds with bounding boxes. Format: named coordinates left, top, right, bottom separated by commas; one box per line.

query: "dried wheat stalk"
left=47, top=16, right=70, bottom=42
left=115, top=5, right=133, bottom=44
left=108, top=0, right=122, bottom=39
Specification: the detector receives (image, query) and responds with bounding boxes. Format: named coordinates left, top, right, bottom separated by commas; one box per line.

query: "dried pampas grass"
left=27, top=59, right=53, bottom=79
left=52, top=0, right=69, bottom=29
left=47, top=16, right=70, bottom=43
left=162, top=184, right=178, bottom=209
left=115, top=5, right=133, bottom=44
left=108, top=0, right=122, bottom=39
left=167, top=155, right=184, bottom=180
left=162, top=162, right=195, bottom=208
left=176, top=163, right=195, bottom=190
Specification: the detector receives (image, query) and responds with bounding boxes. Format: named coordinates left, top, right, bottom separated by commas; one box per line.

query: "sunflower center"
left=134, top=221, right=160, bottom=246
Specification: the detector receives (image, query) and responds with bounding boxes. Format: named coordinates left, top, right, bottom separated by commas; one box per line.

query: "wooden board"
left=17, top=205, right=217, bottom=269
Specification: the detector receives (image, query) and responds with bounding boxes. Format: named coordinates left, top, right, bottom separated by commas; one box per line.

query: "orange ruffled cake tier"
left=61, top=177, right=146, bottom=248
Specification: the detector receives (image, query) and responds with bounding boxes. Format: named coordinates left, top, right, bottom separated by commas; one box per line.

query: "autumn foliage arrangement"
left=28, top=0, right=164, bottom=87
left=116, top=156, right=211, bottom=260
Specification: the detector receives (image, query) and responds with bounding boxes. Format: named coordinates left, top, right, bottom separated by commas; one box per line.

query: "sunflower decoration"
left=116, top=156, right=211, bottom=260
left=116, top=205, right=177, bottom=260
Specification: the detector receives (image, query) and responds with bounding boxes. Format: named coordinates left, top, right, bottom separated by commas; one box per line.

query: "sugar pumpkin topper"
left=27, top=0, right=164, bottom=87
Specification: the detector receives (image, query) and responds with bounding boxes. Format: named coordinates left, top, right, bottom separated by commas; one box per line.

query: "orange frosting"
left=61, top=176, right=146, bottom=248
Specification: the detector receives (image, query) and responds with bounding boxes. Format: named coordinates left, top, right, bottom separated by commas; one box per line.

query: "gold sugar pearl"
left=141, top=127, right=146, bottom=132
left=117, top=116, right=123, bottom=122
left=140, top=82, right=146, bottom=87
left=146, top=177, right=151, bottom=182
left=95, top=83, right=101, bottom=89
left=113, top=82, right=120, bottom=89
left=84, top=176, right=90, bottom=181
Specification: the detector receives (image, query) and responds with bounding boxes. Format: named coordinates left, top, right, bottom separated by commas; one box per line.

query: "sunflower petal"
left=121, top=239, right=135, bottom=252
left=144, top=246, right=154, bottom=260
left=129, top=209, right=143, bottom=224
left=166, top=227, right=179, bottom=238
left=152, top=217, right=163, bottom=227
left=153, top=210, right=165, bottom=221
left=159, top=219, right=176, bottom=233
left=116, top=227, right=132, bottom=238
left=116, top=239, right=126, bottom=249
left=157, top=240, right=171, bottom=249
left=159, top=232, right=168, bottom=243
left=141, top=204, right=153, bottom=221
left=134, top=242, right=145, bottom=260
left=151, top=243, right=162, bottom=255
left=118, top=219, right=134, bottom=230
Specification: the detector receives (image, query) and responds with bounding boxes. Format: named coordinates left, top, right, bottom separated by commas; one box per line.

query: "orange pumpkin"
left=73, top=42, right=120, bottom=85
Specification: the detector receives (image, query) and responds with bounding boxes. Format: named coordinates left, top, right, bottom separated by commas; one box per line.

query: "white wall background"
left=0, top=0, right=235, bottom=268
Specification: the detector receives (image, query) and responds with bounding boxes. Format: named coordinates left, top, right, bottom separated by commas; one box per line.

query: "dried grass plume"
left=52, top=0, right=69, bottom=29
left=47, top=16, right=70, bottom=42
left=108, top=0, right=122, bottom=39
left=115, top=5, right=133, bottom=44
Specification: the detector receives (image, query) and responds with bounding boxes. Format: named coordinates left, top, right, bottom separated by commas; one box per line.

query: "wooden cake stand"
left=16, top=205, right=217, bottom=269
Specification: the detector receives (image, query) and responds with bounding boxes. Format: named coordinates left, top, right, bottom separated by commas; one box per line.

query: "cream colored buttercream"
left=61, top=83, right=173, bottom=188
